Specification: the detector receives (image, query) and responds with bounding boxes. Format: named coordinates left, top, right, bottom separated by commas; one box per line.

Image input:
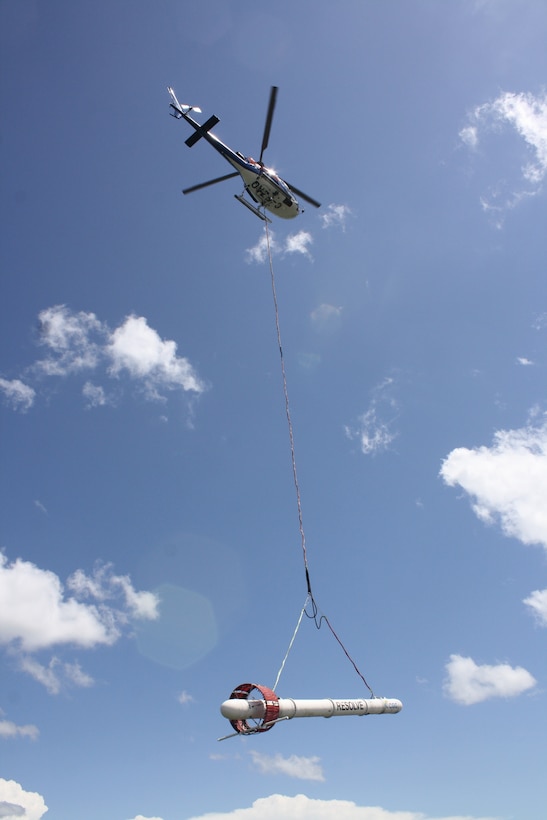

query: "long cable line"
left=264, top=221, right=375, bottom=698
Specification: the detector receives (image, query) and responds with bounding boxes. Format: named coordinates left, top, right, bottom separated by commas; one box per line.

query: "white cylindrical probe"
left=221, top=696, right=402, bottom=721
left=218, top=682, right=403, bottom=739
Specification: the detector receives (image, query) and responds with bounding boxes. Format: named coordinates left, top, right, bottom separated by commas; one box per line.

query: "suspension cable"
left=264, top=221, right=375, bottom=697
left=271, top=595, right=309, bottom=693
left=265, top=220, right=311, bottom=593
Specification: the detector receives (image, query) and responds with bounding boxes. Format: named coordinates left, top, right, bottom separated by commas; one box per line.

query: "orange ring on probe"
left=228, top=683, right=279, bottom=734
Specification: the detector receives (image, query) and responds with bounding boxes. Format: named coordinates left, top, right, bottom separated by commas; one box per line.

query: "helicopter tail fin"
left=167, top=86, right=219, bottom=147
left=167, top=86, right=202, bottom=117
left=185, top=114, right=220, bottom=147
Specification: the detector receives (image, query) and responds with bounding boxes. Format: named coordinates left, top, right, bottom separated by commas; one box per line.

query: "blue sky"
left=1, top=1, right=546, bottom=818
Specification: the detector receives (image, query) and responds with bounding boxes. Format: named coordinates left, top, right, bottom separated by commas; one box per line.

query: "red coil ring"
left=228, top=683, right=279, bottom=734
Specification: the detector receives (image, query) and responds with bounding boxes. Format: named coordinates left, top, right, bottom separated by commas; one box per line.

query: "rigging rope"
left=264, top=221, right=375, bottom=698
left=271, top=595, right=309, bottom=693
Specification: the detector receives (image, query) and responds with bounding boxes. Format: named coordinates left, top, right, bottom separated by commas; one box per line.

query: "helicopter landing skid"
left=234, top=193, right=272, bottom=223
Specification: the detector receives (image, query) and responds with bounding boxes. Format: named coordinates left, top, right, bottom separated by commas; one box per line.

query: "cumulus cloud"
left=459, top=125, right=478, bottom=149
left=0, top=555, right=120, bottom=652
left=36, top=304, right=103, bottom=375
left=460, top=90, right=547, bottom=221
left=126, top=816, right=164, bottom=820
left=249, top=751, right=325, bottom=782
left=345, top=377, right=398, bottom=456
left=320, top=203, right=353, bottom=230
left=0, top=804, right=25, bottom=818
left=68, top=564, right=159, bottom=621
left=0, top=554, right=159, bottom=692
left=523, top=588, right=547, bottom=626
left=178, top=690, right=195, bottom=705
left=245, top=233, right=275, bottom=263
left=443, top=654, right=536, bottom=705
left=245, top=230, right=313, bottom=263
left=107, top=315, right=204, bottom=398
left=493, top=92, right=547, bottom=183
left=0, top=710, right=39, bottom=741
left=38, top=305, right=100, bottom=352
left=3, top=305, right=205, bottom=411
left=187, top=793, right=499, bottom=820
left=0, top=779, right=48, bottom=820
left=0, top=378, right=35, bottom=412
left=440, top=414, right=547, bottom=551
left=284, top=230, right=313, bottom=257
left=441, top=414, right=547, bottom=628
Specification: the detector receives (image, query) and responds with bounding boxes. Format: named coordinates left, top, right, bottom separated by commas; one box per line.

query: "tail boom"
left=185, top=114, right=220, bottom=147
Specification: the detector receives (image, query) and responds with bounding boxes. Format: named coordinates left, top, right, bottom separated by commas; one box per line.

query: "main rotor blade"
left=182, top=172, right=239, bottom=195
left=285, top=182, right=321, bottom=209
left=259, top=86, right=278, bottom=163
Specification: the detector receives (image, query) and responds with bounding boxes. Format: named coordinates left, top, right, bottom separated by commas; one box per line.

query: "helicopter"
left=167, top=86, right=321, bottom=222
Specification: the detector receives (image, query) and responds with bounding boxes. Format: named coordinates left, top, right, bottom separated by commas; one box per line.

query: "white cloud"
left=17, top=656, right=90, bottom=696
left=68, top=564, right=159, bottom=621
left=82, top=381, right=108, bottom=407
left=126, top=816, right=164, bottom=820
left=3, top=306, right=205, bottom=411
left=310, top=303, right=343, bottom=325
left=249, top=751, right=325, bottom=782
left=0, top=803, right=26, bottom=818
left=114, top=575, right=160, bottom=620
left=0, top=555, right=119, bottom=652
left=38, top=305, right=102, bottom=353
left=178, top=690, right=195, bottom=705
left=345, top=408, right=396, bottom=455
left=440, top=414, right=547, bottom=550
left=0, top=711, right=39, bottom=741
left=345, top=377, right=398, bottom=456
left=284, top=230, right=313, bottom=257
left=443, top=654, right=536, bottom=705
left=489, top=92, right=547, bottom=183
left=63, top=660, right=94, bottom=688
left=187, top=793, right=499, bottom=820
left=107, top=315, right=204, bottom=398
left=245, top=233, right=275, bottom=263
left=461, top=90, right=547, bottom=220
left=0, top=378, right=35, bottom=412
left=0, top=779, right=48, bottom=820
left=479, top=188, right=536, bottom=229
left=245, top=230, right=313, bottom=263
left=523, top=588, right=547, bottom=626
left=0, top=554, right=159, bottom=692
left=516, top=357, right=533, bottom=366
left=36, top=304, right=103, bottom=376
left=320, top=203, right=353, bottom=230
left=459, top=125, right=478, bottom=149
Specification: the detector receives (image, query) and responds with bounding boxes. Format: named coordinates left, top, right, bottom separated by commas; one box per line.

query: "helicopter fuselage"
left=171, top=103, right=301, bottom=219
left=231, top=157, right=300, bottom=219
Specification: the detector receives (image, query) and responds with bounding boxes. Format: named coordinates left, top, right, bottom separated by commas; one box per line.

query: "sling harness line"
left=217, top=222, right=403, bottom=741
left=263, top=220, right=375, bottom=699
